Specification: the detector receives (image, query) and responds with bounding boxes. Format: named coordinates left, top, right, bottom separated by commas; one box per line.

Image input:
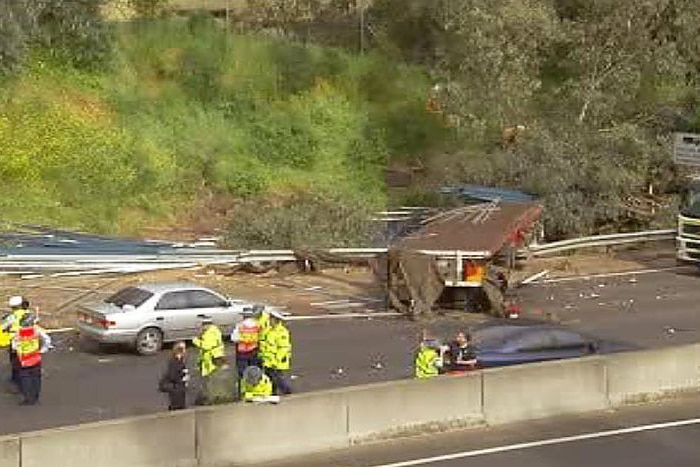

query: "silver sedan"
left=76, top=282, right=258, bottom=355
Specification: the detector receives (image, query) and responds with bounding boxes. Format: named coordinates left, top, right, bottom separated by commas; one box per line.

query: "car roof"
left=125, top=282, right=215, bottom=294
left=473, top=324, right=588, bottom=349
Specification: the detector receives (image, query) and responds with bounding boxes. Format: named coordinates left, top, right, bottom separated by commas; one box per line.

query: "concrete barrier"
left=0, top=436, right=19, bottom=467
left=11, top=344, right=700, bottom=466
left=606, top=343, right=700, bottom=406
left=20, top=411, right=196, bottom=467
left=345, top=373, right=484, bottom=442
left=196, top=390, right=350, bottom=466
left=482, top=356, right=609, bottom=425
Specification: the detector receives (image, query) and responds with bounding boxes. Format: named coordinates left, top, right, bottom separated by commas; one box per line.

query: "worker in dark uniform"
left=446, top=331, right=478, bottom=373
left=159, top=341, right=190, bottom=410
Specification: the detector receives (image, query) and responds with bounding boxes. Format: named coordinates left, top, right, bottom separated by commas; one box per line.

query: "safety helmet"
left=199, top=315, right=214, bottom=325
left=8, top=296, right=23, bottom=308
left=20, top=312, right=37, bottom=327
left=243, top=365, right=263, bottom=386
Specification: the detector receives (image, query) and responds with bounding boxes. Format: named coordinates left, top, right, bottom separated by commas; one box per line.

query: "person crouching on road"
left=159, top=341, right=190, bottom=411
left=446, top=331, right=478, bottom=373
left=415, top=331, right=445, bottom=379
left=192, top=317, right=226, bottom=405
left=11, top=312, right=51, bottom=405
left=240, top=365, right=273, bottom=402
left=261, top=310, right=292, bottom=395
left=2, top=296, right=30, bottom=389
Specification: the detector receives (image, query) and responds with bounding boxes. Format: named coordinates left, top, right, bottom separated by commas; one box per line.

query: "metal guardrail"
left=0, top=230, right=677, bottom=278
left=527, top=229, right=675, bottom=257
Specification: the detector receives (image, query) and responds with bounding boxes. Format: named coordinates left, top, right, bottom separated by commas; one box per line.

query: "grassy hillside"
left=0, top=15, right=448, bottom=239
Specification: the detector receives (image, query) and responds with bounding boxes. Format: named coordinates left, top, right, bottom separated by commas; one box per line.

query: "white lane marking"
left=535, top=266, right=684, bottom=285
left=368, top=417, right=700, bottom=467
left=46, top=327, right=75, bottom=334
left=287, top=312, right=400, bottom=321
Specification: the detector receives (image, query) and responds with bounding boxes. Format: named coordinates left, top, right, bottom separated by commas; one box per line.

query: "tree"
left=0, top=0, right=113, bottom=73
left=127, top=0, right=171, bottom=19
left=35, top=0, right=113, bottom=70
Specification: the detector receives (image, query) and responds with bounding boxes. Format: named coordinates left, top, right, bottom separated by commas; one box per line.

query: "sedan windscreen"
left=105, top=287, right=153, bottom=308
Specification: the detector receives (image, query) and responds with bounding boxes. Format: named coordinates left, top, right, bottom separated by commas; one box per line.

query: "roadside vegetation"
left=2, top=0, right=700, bottom=244
left=0, top=2, right=448, bottom=244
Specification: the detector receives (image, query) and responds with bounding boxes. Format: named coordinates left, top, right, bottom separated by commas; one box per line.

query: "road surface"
left=2, top=266, right=700, bottom=435
left=260, top=395, right=700, bottom=467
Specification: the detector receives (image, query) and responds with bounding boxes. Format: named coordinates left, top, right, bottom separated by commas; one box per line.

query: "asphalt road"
left=261, top=395, right=700, bottom=467
left=2, top=266, right=700, bottom=435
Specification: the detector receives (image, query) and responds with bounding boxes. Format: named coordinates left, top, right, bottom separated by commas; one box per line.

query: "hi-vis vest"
left=237, top=318, right=260, bottom=354
left=10, top=309, right=29, bottom=334
left=17, top=327, right=41, bottom=368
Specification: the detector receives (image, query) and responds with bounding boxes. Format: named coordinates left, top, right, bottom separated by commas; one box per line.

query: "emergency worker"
left=415, top=331, right=444, bottom=379
left=240, top=365, right=273, bottom=402
left=446, top=331, right=478, bottom=373
left=11, top=312, right=51, bottom=405
left=253, top=305, right=271, bottom=362
left=192, top=317, right=225, bottom=404
left=231, top=317, right=261, bottom=379
left=261, top=310, right=292, bottom=395
left=1, top=296, right=30, bottom=388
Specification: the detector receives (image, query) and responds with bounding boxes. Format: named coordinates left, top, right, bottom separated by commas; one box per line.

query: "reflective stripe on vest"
left=241, top=374, right=273, bottom=401
left=237, top=320, right=260, bottom=354
left=17, top=327, right=41, bottom=368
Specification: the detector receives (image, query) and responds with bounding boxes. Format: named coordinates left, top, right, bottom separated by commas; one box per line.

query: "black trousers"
left=168, top=389, right=187, bottom=410
left=236, top=352, right=261, bottom=378
left=265, top=367, right=292, bottom=395
left=19, top=364, right=41, bottom=404
left=8, top=350, right=20, bottom=386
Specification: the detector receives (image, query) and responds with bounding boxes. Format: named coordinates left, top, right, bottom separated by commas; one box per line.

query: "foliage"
left=223, top=191, right=381, bottom=249
left=0, top=0, right=113, bottom=74
left=370, top=0, right=700, bottom=238
left=127, top=0, right=171, bottom=19
left=0, top=17, right=444, bottom=237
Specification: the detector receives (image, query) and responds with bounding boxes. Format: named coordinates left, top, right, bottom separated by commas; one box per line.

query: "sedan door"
left=184, top=289, right=240, bottom=337
left=153, top=291, right=200, bottom=341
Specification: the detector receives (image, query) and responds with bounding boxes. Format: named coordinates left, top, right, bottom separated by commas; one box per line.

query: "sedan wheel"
left=135, top=328, right=163, bottom=356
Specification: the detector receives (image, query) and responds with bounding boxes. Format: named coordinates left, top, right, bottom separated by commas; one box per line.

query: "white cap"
left=8, top=296, right=23, bottom=308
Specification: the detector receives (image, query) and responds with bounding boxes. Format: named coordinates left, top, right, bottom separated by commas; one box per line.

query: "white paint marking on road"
left=368, top=417, right=700, bottom=467
left=286, top=312, right=401, bottom=321
left=536, top=266, right=685, bottom=285
left=46, top=327, right=74, bottom=334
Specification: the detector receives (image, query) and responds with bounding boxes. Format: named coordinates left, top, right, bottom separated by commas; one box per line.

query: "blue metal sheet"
left=440, top=185, right=537, bottom=204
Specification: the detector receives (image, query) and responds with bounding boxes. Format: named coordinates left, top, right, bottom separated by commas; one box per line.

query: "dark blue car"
left=471, top=324, right=598, bottom=368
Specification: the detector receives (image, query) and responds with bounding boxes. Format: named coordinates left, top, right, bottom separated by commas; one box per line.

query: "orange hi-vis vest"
left=237, top=319, right=261, bottom=354
left=17, top=326, right=41, bottom=368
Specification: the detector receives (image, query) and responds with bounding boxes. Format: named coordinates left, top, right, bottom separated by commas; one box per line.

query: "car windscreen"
left=105, top=287, right=153, bottom=308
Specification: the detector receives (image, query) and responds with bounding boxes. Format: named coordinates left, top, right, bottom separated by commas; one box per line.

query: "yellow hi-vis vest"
left=9, top=309, right=29, bottom=334
left=193, top=325, right=225, bottom=377
left=415, top=346, right=440, bottom=379
left=240, top=373, right=273, bottom=401
left=261, top=322, right=291, bottom=370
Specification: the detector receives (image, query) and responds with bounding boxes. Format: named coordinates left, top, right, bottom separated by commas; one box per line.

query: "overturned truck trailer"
left=379, top=199, right=542, bottom=317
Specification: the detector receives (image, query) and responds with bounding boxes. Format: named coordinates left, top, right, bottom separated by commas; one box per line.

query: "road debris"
left=520, top=270, right=549, bottom=285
